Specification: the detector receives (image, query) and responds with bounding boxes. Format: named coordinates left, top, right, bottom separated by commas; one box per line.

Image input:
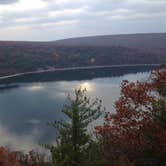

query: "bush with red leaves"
left=95, top=66, right=166, bottom=166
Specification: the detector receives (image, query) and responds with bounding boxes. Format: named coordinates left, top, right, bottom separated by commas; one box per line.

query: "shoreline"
left=0, top=64, right=161, bottom=80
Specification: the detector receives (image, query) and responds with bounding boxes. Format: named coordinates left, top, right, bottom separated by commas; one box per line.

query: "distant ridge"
left=54, top=33, right=166, bottom=49
left=0, top=33, right=165, bottom=77
left=1, top=33, right=166, bottom=49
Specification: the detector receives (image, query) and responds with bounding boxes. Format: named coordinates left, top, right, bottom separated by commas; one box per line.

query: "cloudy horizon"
left=0, top=0, right=166, bottom=41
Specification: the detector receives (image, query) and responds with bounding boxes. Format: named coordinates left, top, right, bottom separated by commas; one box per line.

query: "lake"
left=0, top=66, right=160, bottom=152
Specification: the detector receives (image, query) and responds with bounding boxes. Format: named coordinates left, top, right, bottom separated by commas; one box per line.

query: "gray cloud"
left=0, top=0, right=18, bottom=5
left=0, top=0, right=165, bottom=40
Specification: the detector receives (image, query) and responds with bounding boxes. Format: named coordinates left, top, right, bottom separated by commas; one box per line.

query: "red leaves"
left=121, top=80, right=154, bottom=105
left=0, top=147, right=19, bottom=166
left=151, top=67, right=166, bottom=87
left=0, top=148, right=49, bottom=166
left=95, top=66, right=166, bottom=165
left=151, top=67, right=166, bottom=96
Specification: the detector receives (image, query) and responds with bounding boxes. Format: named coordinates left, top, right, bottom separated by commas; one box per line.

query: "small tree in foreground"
left=44, top=89, right=106, bottom=166
left=95, top=66, right=166, bottom=166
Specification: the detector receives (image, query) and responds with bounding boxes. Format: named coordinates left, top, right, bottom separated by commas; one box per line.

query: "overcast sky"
left=0, top=0, right=166, bottom=41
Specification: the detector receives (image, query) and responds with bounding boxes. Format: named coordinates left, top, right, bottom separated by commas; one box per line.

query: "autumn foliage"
left=95, top=66, right=166, bottom=165
left=0, top=148, right=51, bottom=166
left=0, top=147, right=19, bottom=166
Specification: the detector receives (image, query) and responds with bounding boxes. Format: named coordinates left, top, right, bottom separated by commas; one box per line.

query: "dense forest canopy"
left=0, top=33, right=166, bottom=77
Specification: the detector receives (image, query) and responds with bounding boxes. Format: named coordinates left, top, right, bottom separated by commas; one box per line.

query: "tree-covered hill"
left=0, top=33, right=165, bottom=77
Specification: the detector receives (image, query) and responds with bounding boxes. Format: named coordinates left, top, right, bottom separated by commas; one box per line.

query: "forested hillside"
left=0, top=33, right=166, bottom=77
left=55, top=33, right=166, bottom=48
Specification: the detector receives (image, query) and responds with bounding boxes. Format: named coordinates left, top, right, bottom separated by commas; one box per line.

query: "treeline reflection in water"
left=0, top=65, right=160, bottom=86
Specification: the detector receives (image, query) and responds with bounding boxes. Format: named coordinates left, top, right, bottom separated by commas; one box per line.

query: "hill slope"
left=0, top=33, right=165, bottom=77
left=55, top=33, right=166, bottom=49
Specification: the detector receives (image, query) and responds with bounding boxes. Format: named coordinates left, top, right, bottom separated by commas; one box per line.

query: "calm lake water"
left=0, top=66, right=160, bottom=152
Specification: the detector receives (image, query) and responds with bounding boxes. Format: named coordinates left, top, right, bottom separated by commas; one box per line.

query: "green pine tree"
left=44, top=89, right=106, bottom=166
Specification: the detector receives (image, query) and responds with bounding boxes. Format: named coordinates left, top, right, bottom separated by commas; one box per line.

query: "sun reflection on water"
left=26, top=84, right=44, bottom=91
left=79, top=82, right=93, bottom=91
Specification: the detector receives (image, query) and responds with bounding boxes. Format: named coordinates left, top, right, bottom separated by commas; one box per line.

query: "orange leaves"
left=120, top=80, right=153, bottom=105
left=95, top=66, right=166, bottom=165
left=0, top=147, right=19, bottom=166
left=151, top=66, right=166, bottom=96
left=0, top=148, right=48, bottom=166
left=151, top=67, right=166, bottom=87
